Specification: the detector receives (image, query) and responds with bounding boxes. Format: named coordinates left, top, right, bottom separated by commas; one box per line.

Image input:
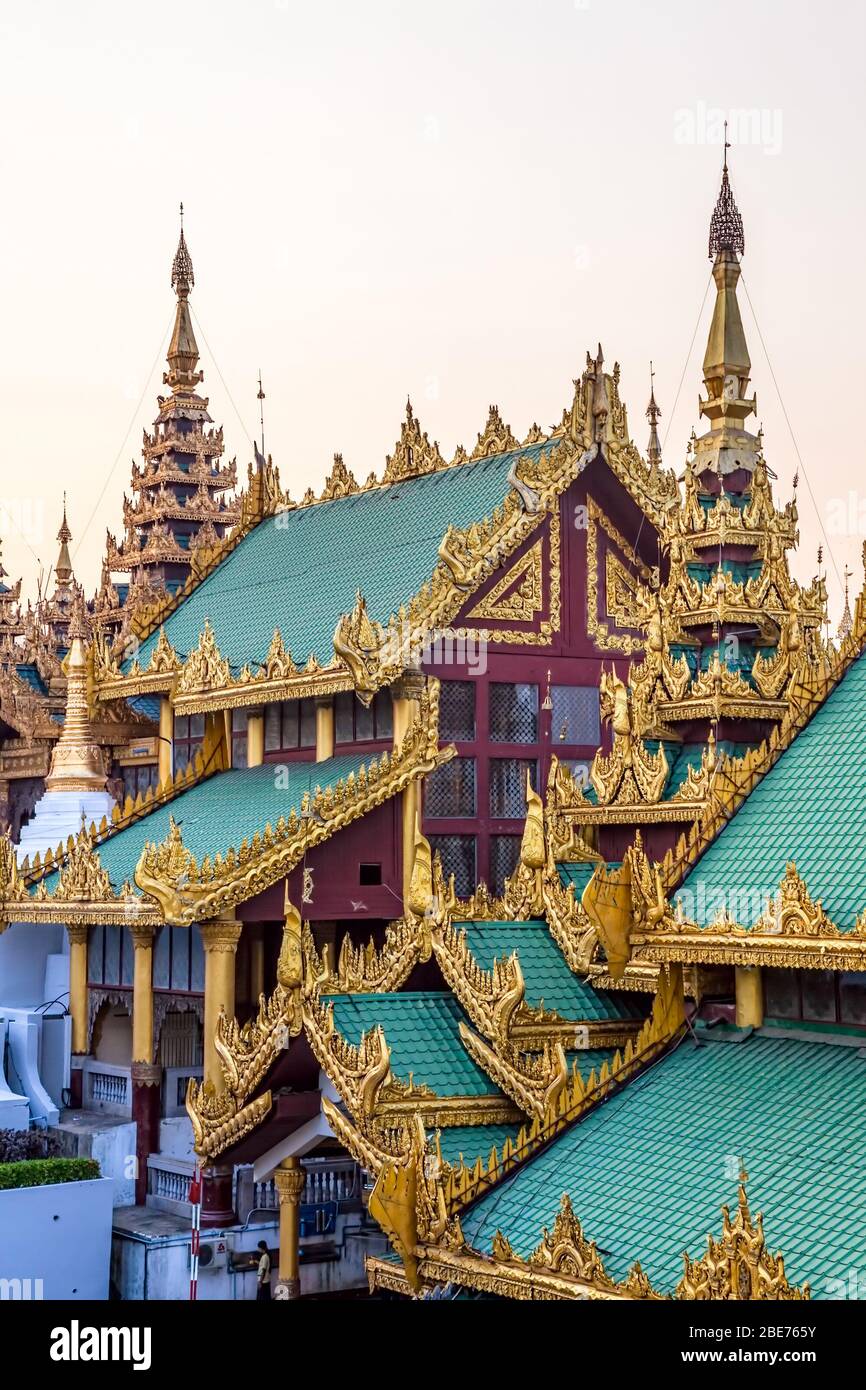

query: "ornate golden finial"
left=171, top=202, right=194, bottom=296
left=838, top=565, right=854, bottom=640
left=67, top=586, right=87, bottom=641
left=55, top=493, right=73, bottom=587
left=646, top=362, right=662, bottom=470
left=709, top=123, right=744, bottom=258
left=695, top=139, right=757, bottom=475
left=165, top=204, right=202, bottom=392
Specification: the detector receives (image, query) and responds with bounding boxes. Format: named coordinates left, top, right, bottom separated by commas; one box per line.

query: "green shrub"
left=0, top=1129, right=62, bottom=1162
left=0, top=1158, right=100, bottom=1190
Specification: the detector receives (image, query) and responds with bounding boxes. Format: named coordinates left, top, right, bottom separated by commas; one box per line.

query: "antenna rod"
left=257, top=370, right=266, bottom=458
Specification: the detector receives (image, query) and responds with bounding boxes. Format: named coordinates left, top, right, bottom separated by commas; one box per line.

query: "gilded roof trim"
left=3, top=683, right=448, bottom=926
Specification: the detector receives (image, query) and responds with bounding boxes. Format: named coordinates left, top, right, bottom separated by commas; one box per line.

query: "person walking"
left=256, top=1240, right=271, bottom=1301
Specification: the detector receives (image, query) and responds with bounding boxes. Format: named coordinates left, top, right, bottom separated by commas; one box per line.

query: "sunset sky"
left=1, top=0, right=864, bottom=625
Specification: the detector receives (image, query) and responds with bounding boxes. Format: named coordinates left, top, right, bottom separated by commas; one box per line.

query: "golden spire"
left=165, top=202, right=202, bottom=393
left=55, top=494, right=73, bottom=589
left=838, top=566, right=853, bottom=640
left=45, top=593, right=106, bottom=792
left=646, top=362, right=662, bottom=470
left=695, top=132, right=758, bottom=477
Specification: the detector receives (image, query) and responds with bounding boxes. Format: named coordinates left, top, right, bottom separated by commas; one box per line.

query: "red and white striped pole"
left=189, top=1164, right=202, bottom=1301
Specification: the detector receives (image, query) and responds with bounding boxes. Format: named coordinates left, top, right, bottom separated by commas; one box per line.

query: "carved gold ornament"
left=585, top=500, right=650, bottom=654
left=467, top=540, right=544, bottom=624
left=384, top=399, right=447, bottom=482
left=333, top=592, right=403, bottom=706
left=471, top=405, right=520, bottom=460
left=677, top=1177, right=809, bottom=1301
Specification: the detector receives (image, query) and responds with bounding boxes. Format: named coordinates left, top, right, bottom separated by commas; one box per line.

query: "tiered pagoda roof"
left=100, top=211, right=240, bottom=632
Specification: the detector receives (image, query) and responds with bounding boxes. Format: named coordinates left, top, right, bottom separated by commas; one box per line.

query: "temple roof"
left=459, top=1031, right=866, bottom=1297
left=87, top=758, right=368, bottom=888
left=456, top=920, right=644, bottom=1020
left=682, top=648, right=866, bottom=928
left=435, top=1122, right=522, bottom=1168
left=329, top=992, right=501, bottom=1097
left=129, top=439, right=556, bottom=677
left=18, top=719, right=445, bottom=926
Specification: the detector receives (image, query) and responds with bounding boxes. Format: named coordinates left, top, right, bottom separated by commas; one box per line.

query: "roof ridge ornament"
left=708, top=124, right=745, bottom=259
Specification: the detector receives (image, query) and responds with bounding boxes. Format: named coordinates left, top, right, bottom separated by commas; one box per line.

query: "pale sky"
left=1, top=0, right=864, bottom=626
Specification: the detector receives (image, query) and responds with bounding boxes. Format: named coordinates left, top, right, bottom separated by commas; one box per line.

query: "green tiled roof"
left=436, top=1123, right=522, bottom=1168
left=682, top=650, right=866, bottom=927
left=327, top=992, right=499, bottom=1097
left=557, top=863, right=601, bottom=896
left=664, top=741, right=749, bottom=799
left=568, top=1047, right=618, bottom=1076
left=36, top=754, right=376, bottom=894
left=131, top=442, right=554, bottom=675
left=459, top=920, right=644, bottom=1020
left=460, top=1033, right=866, bottom=1297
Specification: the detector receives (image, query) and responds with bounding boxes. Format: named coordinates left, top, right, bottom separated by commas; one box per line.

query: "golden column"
left=129, top=924, right=156, bottom=1064
left=199, top=916, right=243, bottom=1090
left=735, top=965, right=764, bottom=1029
left=274, top=1157, right=305, bottom=1300
left=158, top=697, right=173, bottom=785
left=199, top=916, right=243, bottom=1229
left=66, top=925, right=89, bottom=1056
left=315, top=696, right=335, bottom=762
left=247, top=706, right=265, bottom=768
left=392, top=672, right=424, bottom=906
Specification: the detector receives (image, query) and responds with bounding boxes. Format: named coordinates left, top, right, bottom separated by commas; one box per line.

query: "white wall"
left=0, top=921, right=65, bottom=1009
left=0, top=1177, right=113, bottom=1300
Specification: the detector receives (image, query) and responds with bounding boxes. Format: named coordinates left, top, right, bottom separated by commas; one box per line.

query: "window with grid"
left=490, top=835, right=521, bottom=897
left=429, top=835, right=477, bottom=900
left=335, top=689, right=393, bottom=743
left=121, top=764, right=158, bottom=800
left=439, top=680, right=476, bottom=742
left=424, top=757, right=476, bottom=818
left=231, top=709, right=248, bottom=768
left=173, top=713, right=204, bottom=773
left=489, top=683, right=538, bottom=743
left=489, top=758, right=537, bottom=818
left=264, top=698, right=317, bottom=752
left=551, top=685, right=601, bottom=746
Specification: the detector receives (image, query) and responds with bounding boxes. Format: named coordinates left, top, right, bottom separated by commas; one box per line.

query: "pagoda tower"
left=644, top=148, right=828, bottom=754
left=103, top=209, right=240, bottom=610
left=548, top=148, right=829, bottom=864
